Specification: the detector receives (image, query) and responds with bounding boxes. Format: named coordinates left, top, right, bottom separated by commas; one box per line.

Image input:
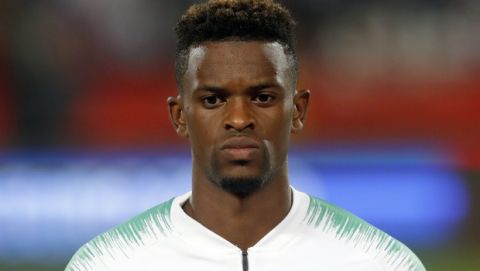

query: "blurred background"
left=1, top=0, right=479, bottom=270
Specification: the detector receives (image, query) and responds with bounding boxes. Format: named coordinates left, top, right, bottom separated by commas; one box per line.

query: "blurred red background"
left=0, top=0, right=479, bottom=270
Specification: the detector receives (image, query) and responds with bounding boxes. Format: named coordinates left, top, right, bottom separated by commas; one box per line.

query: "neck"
left=183, top=166, right=292, bottom=251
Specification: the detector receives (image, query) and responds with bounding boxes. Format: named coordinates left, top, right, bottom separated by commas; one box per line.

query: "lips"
left=220, top=137, right=260, bottom=161
left=220, top=137, right=260, bottom=150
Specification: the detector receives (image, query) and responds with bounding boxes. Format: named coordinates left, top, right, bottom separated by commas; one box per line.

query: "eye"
left=202, top=95, right=224, bottom=108
left=253, top=94, right=275, bottom=104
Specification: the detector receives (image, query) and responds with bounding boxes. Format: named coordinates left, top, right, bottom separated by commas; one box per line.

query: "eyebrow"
left=247, top=82, right=278, bottom=93
left=194, top=82, right=280, bottom=95
left=195, top=85, right=227, bottom=94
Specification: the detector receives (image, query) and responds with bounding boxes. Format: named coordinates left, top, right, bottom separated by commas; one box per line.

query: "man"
left=66, top=1, right=426, bottom=270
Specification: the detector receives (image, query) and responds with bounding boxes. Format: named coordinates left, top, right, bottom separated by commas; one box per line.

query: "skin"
left=168, top=41, right=310, bottom=251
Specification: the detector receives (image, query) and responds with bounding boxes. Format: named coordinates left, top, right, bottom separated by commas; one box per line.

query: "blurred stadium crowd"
left=0, top=0, right=480, bottom=270
left=0, top=0, right=478, bottom=151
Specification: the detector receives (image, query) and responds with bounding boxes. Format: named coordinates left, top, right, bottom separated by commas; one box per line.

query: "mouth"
left=220, top=137, right=260, bottom=150
left=220, top=137, right=260, bottom=161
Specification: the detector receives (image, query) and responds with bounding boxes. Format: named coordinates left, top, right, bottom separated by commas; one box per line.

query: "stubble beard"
left=206, top=147, right=273, bottom=198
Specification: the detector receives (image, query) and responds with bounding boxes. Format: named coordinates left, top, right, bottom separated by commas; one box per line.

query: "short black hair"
left=175, top=0, right=298, bottom=91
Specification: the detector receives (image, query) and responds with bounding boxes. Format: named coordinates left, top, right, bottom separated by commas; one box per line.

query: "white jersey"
left=66, top=188, right=425, bottom=271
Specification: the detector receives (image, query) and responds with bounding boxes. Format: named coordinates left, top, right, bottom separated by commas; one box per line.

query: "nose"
left=223, top=97, right=255, bottom=132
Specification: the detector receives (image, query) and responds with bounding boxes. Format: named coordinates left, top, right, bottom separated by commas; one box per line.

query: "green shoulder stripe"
left=305, top=196, right=425, bottom=271
left=66, top=198, right=174, bottom=271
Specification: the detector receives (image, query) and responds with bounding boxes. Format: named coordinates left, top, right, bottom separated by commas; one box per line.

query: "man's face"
left=169, top=41, right=308, bottom=197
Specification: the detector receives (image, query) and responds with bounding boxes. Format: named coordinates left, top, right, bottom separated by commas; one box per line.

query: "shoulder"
left=65, top=198, right=175, bottom=271
left=302, top=195, right=426, bottom=271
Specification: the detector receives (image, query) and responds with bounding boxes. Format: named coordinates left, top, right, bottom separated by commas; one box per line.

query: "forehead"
left=184, top=41, right=290, bottom=91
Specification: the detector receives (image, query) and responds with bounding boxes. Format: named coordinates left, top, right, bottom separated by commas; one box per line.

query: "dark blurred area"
left=1, top=0, right=480, bottom=150
left=0, top=0, right=479, bottom=270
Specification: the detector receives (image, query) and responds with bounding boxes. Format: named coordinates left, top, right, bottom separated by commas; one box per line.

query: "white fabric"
left=65, top=188, right=425, bottom=271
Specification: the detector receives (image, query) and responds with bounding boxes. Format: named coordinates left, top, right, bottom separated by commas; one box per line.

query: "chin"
left=218, top=176, right=265, bottom=198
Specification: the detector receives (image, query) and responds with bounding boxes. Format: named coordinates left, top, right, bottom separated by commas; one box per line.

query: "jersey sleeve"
left=65, top=198, right=174, bottom=271
left=305, top=196, right=426, bottom=271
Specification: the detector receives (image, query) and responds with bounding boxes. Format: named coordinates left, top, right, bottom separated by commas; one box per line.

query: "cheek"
left=261, top=103, right=293, bottom=137
left=259, top=106, right=293, bottom=157
left=187, top=110, right=219, bottom=154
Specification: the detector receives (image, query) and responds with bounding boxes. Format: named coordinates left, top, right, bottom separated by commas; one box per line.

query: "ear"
left=291, top=89, right=310, bottom=133
left=167, top=95, right=189, bottom=138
